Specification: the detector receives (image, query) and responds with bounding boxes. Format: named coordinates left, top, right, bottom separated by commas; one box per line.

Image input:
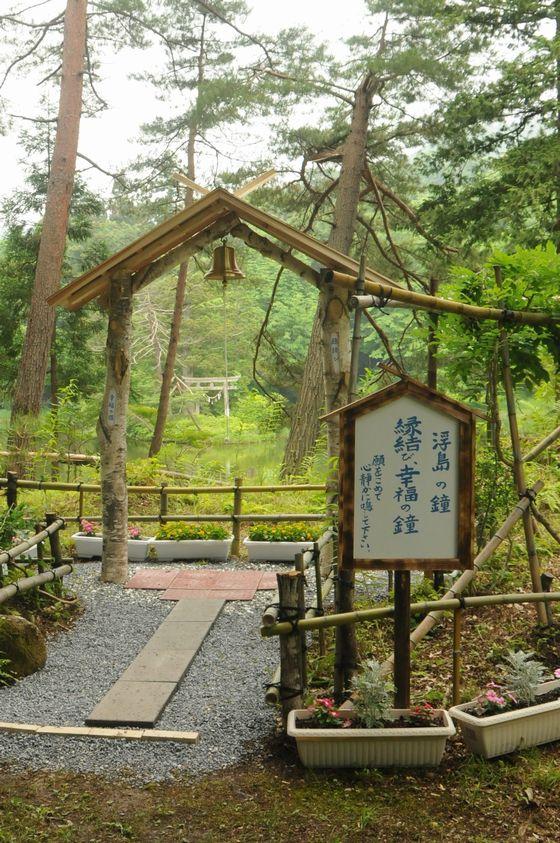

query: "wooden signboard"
left=332, top=379, right=476, bottom=573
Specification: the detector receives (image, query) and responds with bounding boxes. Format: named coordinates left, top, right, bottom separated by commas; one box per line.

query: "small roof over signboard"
left=321, top=376, right=486, bottom=423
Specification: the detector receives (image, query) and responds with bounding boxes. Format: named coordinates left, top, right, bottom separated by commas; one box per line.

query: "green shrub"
left=154, top=522, right=229, bottom=541
left=247, top=522, right=324, bottom=542
left=351, top=658, right=395, bottom=727
left=0, top=504, right=31, bottom=548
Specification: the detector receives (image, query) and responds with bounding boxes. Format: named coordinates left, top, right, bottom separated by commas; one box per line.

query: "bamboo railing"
left=0, top=474, right=327, bottom=557
left=0, top=513, right=73, bottom=603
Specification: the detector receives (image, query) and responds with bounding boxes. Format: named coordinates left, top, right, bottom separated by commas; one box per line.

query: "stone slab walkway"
left=86, top=598, right=224, bottom=728
left=125, top=568, right=279, bottom=601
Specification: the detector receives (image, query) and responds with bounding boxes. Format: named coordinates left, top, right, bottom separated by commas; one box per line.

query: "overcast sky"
left=0, top=0, right=366, bottom=210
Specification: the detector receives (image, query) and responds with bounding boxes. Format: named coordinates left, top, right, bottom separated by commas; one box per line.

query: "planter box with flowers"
left=71, top=521, right=103, bottom=559
left=288, top=659, right=455, bottom=769
left=71, top=521, right=152, bottom=562
left=151, top=522, right=233, bottom=562
left=243, top=523, right=323, bottom=563
left=450, top=650, right=560, bottom=759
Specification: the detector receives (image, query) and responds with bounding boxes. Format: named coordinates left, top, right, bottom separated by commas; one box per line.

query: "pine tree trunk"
left=10, top=0, right=87, bottom=426
left=148, top=18, right=205, bottom=457
left=324, top=75, right=374, bottom=691
left=282, top=76, right=374, bottom=477
left=281, top=314, right=323, bottom=477
left=98, top=274, right=133, bottom=584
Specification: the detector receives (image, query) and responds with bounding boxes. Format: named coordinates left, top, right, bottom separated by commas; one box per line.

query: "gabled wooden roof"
left=48, top=188, right=400, bottom=311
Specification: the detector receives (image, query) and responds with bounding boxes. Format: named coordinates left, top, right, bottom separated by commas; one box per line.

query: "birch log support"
left=278, top=571, right=305, bottom=728
left=378, top=479, right=544, bottom=676
left=495, top=266, right=547, bottom=625
left=98, top=274, right=133, bottom=584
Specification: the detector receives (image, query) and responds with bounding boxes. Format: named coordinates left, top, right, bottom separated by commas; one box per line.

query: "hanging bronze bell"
left=204, top=244, right=245, bottom=281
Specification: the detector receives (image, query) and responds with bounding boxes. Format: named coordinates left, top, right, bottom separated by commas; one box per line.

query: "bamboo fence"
left=0, top=475, right=327, bottom=557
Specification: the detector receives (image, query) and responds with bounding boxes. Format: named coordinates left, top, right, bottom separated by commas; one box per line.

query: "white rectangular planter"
left=288, top=708, right=455, bottom=768
left=72, top=534, right=152, bottom=562
left=450, top=679, right=560, bottom=759
left=126, top=539, right=153, bottom=562
left=71, top=534, right=103, bottom=559
left=150, top=536, right=233, bottom=562
left=243, top=538, right=314, bottom=562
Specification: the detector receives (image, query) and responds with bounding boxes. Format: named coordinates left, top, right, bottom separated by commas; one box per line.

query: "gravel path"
left=0, top=561, right=398, bottom=782
left=0, top=562, right=283, bottom=781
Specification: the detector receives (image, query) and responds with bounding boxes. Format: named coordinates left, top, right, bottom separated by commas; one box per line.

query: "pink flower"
left=485, top=689, right=506, bottom=706
left=554, top=668, right=560, bottom=679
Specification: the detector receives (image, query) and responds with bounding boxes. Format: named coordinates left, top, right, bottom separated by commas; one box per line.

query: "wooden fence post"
left=160, top=483, right=168, bottom=523
left=6, top=471, right=17, bottom=508
left=45, top=513, right=63, bottom=568
left=278, top=570, right=305, bottom=728
left=232, top=476, right=243, bottom=557
left=452, top=607, right=464, bottom=706
left=34, top=521, right=45, bottom=573
left=541, top=572, right=555, bottom=627
left=313, top=542, right=326, bottom=656
left=394, top=571, right=411, bottom=708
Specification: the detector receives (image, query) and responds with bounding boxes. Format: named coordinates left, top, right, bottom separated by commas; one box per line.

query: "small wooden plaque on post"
left=322, top=377, right=478, bottom=709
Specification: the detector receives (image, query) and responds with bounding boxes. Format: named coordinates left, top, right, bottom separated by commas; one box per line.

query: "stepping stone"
left=164, top=598, right=224, bottom=622
left=125, top=569, right=177, bottom=590
left=214, top=571, right=262, bottom=588
left=147, top=620, right=212, bottom=652
left=170, top=570, right=223, bottom=589
left=87, top=680, right=176, bottom=728
left=120, top=649, right=197, bottom=683
left=257, top=573, right=279, bottom=590
left=159, top=588, right=256, bottom=601
left=86, top=598, right=223, bottom=727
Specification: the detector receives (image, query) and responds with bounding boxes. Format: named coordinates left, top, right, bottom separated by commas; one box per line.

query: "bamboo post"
left=277, top=570, right=305, bottom=727
left=45, top=513, right=63, bottom=568
left=394, top=571, right=411, bottom=708
left=159, top=483, right=168, bottom=523
left=541, top=572, right=555, bottom=627
left=34, top=521, right=45, bottom=574
left=313, top=542, right=326, bottom=656
left=452, top=607, right=464, bottom=705
left=294, top=552, right=307, bottom=688
left=427, top=277, right=444, bottom=591
left=78, top=485, right=84, bottom=522
left=232, top=476, right=243, bottom=557
left=6, top=471, right=17, bottom=508
left=495, top=266, right=547, bottom=625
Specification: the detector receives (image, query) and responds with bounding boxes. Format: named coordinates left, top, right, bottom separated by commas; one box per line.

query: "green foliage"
left=351, top=658, right=395, bottom=727
left=0, top=654, right=15, bottom=688
left=154, top=522, right=229, bottom=541
left=500, top=649, right=548, bottom=705
left=125, top=458, right=166, bottom=486
left=235, top=390, right=286, bottom=435
left=247, top=523, right=323, bottom=542
left=0, top=505, right=31, bottom=548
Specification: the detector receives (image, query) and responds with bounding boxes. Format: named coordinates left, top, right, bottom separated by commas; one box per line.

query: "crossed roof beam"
left=47, top=185, right=559, bottom=327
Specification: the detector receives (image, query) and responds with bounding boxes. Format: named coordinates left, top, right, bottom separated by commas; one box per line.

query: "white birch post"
left=97, top=273, right=133, bottom=583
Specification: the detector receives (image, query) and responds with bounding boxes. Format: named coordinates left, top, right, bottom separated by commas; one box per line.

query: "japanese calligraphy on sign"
left=332, top=379, right=476, bottom=572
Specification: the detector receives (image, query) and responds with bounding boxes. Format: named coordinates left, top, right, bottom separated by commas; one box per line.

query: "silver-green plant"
left=500, top=650, right=547, bottom=705
left=351, top=658, right=395, bottom=727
